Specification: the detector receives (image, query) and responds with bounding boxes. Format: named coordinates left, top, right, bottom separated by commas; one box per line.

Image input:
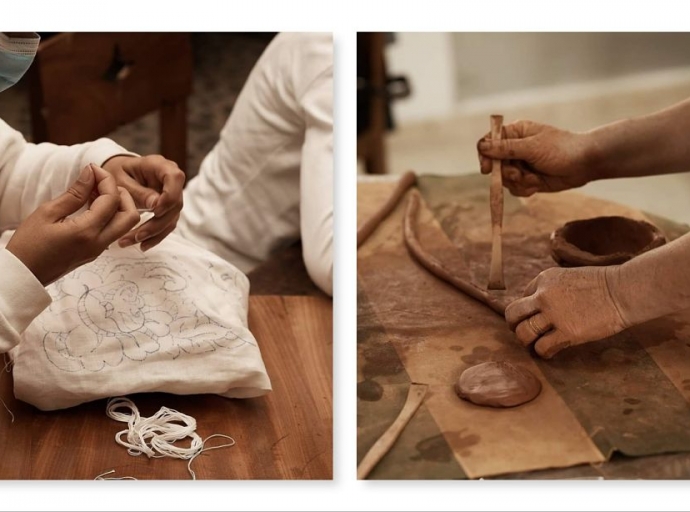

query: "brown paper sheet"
left=358, top=174, right=690, bottom=479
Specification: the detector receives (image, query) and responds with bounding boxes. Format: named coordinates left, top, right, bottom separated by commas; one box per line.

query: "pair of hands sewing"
left=6, top=155, right=184, bottom=286
left=477, top=119, right=688, bottom=359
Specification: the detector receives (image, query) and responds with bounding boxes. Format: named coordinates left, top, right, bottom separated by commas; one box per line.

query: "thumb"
left=478, top=136, right=534, bottom=161
left=47, top=164, right=97, bottom=219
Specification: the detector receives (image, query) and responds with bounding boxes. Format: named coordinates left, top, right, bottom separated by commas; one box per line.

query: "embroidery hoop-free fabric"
left=7, top=232, right=271, bottom=411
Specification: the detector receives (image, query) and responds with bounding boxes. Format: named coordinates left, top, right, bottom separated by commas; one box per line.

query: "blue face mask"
left=0, top=33, right=40, bottom=93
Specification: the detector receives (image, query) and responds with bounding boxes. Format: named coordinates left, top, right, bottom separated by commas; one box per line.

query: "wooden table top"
left=0, top=243, right=332, bottom=480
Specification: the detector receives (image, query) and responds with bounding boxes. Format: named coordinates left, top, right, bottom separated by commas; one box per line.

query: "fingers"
left=510, top=275, right=545, bottom=343
left=92, top=164, right=120, bottom=195
left=140, top=217, right=179, bottom=252
left=504, top=181, right=537, bottom=198
left=98, top=187, right=140, bottom=244
left=104, top=155, right=184, bottom=249
left=118, top=205, right=180, bottom=248
left=514, top=313, right=552, bottom=347
left=478, top=144, right=492, bottom=175
left=505, top=295, right=539, bottom=331
left=153, top=164, right=185, bottom=217
left=46, top=164, right=98, bottom=219
left=534, top=330, right=572, bottom=359
left=115, top=171, right=160, bottom=210
left=523, top=275, right=540, bottom=297
left=478, top=135, right=545, bottom=197
left=478, top=135, right=534, bottom=161
left=112, top=155, right=185, bottom=215
left=81, top=169, right=122, bottom=229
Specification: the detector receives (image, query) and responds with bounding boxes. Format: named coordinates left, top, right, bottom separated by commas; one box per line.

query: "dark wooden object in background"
left=357, top=32, right=388, bottom=175
left=28, top=33, right=193, bottom=172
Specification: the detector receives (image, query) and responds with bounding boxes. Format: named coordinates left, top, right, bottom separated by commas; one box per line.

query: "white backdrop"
left=8, top=1, right=690, bottom=511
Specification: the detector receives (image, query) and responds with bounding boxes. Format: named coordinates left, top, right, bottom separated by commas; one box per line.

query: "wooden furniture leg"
left=160, top=98, right=188, bottom=173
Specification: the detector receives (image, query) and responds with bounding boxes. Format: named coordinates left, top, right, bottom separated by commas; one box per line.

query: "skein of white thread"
left=105, top=397, right=236, bottom=479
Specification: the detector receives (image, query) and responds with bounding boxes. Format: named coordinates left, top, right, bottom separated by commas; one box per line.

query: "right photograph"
left=357, top=32, right=690, bottom=480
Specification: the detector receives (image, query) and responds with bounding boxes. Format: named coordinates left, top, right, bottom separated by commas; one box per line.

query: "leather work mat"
left=357, top=174, right=690, bottom=479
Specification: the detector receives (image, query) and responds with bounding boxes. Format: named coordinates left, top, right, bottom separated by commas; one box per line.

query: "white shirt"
left=0, top=32, right=334, bottom=352
left=0, top=118, right=130, bottom=352
left=177, top=33, right=333, bottom=295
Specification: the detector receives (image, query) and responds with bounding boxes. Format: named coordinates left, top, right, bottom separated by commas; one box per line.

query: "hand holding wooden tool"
left=488, top=115, right=506, bottom=290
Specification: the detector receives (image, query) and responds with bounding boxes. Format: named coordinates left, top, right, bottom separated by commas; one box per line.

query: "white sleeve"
left=0, top=248, right=51, bottom=353
left=299, top=63, right=333, bottom=297
left=0, top=118, right=135, bottom=231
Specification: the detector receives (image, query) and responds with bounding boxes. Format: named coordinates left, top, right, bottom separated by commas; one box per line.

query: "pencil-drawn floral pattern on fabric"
left=38, top=254, right=254, bottom=373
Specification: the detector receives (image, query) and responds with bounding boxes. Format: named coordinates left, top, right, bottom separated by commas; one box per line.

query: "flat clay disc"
left=455, top=361, right=541, bottom=408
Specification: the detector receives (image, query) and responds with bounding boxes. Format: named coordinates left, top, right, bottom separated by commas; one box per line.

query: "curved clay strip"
left=357, top=382, right=428, bottom=479
left=403, top=190, right=506, bottom=317
left=357, top=171, right=417, bottom=248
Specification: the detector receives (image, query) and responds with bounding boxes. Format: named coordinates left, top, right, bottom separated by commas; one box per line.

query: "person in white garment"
left=172, top=33, right=333, bottom=295
left=0, top=33, right=184, bottom=353
left=0, top=32, right=332, bottom=351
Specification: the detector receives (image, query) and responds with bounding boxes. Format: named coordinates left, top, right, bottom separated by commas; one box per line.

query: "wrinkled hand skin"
left=6, top=164, right=139, bottom=286
left=505, top=266, right=629, bottom=359
left=476, top=120, right=595, bottom=197
left=102, top=154, right=185, bottom=251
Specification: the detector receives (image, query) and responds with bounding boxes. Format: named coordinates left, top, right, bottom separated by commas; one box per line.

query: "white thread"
left=0, top=397, right=14, bottom=423
left=94, top=469, right=138, bottom=480
left=0, top=355, right=14, bottom=423
left=3, top=354, right=12, bottom=373
left=105, top=397, right=236, bottom=479
left=187, top=434, right=237, bottom=480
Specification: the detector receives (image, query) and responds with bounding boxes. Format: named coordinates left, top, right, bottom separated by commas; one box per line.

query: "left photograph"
left=0, top=32, right=333, bottom=479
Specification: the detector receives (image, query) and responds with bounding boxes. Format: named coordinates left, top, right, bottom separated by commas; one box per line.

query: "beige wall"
left=387, top=32, right=690, bottom=123
left=452, top=32, right=690, bottom=100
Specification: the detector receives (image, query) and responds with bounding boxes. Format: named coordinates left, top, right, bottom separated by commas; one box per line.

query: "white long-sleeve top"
left=178, top=33, right=334, bottom=295
left=0, top=119, right=130, bottom=352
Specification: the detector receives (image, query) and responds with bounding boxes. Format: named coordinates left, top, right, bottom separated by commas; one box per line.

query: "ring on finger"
left=528, top=315, right=548, bottom=337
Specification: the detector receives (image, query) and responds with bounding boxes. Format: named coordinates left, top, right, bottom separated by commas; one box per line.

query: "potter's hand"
left=505, top=266, right=629, bottom=359
left=6, top=164, right=140, bottom=286
left=477, top=120, right=595, bottom=197
left=102, top=155, right=185, bottom=251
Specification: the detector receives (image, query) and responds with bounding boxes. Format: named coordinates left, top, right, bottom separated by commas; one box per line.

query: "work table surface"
left=0, top=243, right=332, bottom=480
left=358, top=173, right=690, bottom=480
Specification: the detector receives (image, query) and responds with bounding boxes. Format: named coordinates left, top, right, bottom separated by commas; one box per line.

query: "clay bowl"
left=550, top=216, right=666, bottom=267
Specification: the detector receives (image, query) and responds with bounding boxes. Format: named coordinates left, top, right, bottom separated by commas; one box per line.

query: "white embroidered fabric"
left=4, top=231, right=271, bottom=410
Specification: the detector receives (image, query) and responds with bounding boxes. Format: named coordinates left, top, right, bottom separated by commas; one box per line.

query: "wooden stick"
left=357, top=171, right=417, bottom=248
left=357, top=382, right=428, bottom=479
left=403, top=190, right=506, bottom=317
left=488, top=115, right=506, bottom=290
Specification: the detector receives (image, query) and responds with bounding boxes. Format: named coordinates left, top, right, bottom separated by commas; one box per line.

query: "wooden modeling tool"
left=488, top=114, right=505, bottom=290
left=357, top=382, right=428, bottom=479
